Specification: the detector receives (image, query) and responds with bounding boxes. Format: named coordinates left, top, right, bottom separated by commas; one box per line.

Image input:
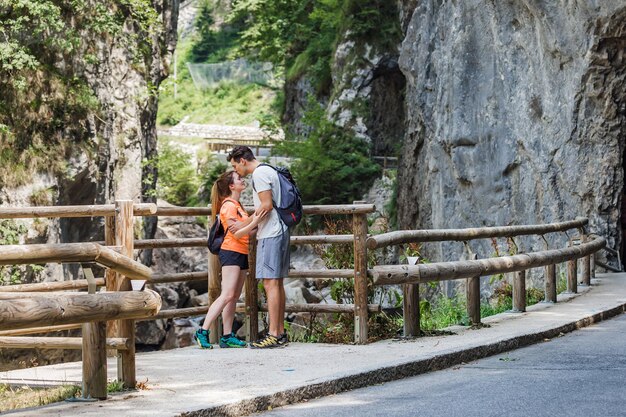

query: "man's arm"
left=255, top=190, right=273, bottom=217
left=228, top=214, right=254, bottom=233
left=229, top=213, right=264, bottom=239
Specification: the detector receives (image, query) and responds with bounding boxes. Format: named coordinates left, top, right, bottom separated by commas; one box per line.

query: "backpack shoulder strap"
left=252, top=163, right=276, bottom=192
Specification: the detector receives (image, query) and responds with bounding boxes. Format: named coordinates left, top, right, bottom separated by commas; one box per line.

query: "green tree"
left=276, top=99, right=380, bottom=205
left=0, top=0, right=159, bottom=187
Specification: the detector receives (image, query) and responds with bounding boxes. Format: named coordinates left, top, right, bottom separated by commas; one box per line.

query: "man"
left=227, top=146, right=289, bottom=348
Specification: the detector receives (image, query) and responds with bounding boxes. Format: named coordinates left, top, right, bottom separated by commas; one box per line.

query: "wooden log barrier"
left=149, top=303, right=382, bottom=320
left=466, top=254, right=481, bottom=325
left=130, top=234, right=356, bottom=249
left=512, top=270, right=526, bottom=312
left=82, top=321, right=107, bottom=399
left=245, top=239, right=259, bottom=342
left=0, top=290, right=161, bottom=331
left=0, top=336, right=130, bottom=350
left=0, top=278, right=106, bottom=293
left=366, top=218, right=589, bottom=250
left=114, top=200, right=136, bottom=389
left=353, top=209, right=369, bottom=344
left=567, top=257, right=578, bottom=294
left=151, top=271, right=208, bottom=285
left=370, top=236, right=605, bottom=285
left=0, top=323, right=81, bottom=337
left=0, top=203, right=156, bottom=219
left=545, top=263, right=557, bottom=303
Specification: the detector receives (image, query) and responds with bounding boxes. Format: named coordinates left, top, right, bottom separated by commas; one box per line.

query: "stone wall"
left=397, top=1, right=626, bottom=264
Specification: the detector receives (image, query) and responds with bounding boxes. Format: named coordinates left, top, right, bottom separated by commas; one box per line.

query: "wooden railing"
left=366, top=217, right=604, bottom=336
left=0, top=201, right=607, bottom=402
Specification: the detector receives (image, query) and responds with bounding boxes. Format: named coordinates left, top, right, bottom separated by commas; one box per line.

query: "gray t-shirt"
left=252, top=165, right=287, bottom=239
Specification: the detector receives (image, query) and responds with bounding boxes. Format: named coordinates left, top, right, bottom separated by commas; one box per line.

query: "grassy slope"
left=157, top=29, right=280, bottom=127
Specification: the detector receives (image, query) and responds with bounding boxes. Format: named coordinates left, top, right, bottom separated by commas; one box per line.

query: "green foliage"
left=190, top=0, right=241, bottom=63
left=275, top=99, right=380, bottom=205
left=158, top=78, right=278, bottom=126
left=106, top=379, right=125, bottom=393
left=154, top=140, right=200, bottom=206
left=0, top=220, right=44, bottom=286
left=231, top=0, right=401, bottom=93
left=0, top=0, right=161, bottom=187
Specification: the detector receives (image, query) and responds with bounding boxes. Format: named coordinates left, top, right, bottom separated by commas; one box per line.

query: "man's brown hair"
left=227, top=146, right=255, bottom=163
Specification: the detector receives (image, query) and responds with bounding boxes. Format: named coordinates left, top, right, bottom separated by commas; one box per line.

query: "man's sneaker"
left=277, top=332, right=289, bottom=347
left=219, top=333, right=246, bottom=348
left=195, top=329, right=212, bottom=349
left=249, top=333, right=280, bottom=349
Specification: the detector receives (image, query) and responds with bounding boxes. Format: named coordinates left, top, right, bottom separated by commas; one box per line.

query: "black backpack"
left=207, top=214, right=225, bottom=255
left=207, top=201, right=237, bottom=254
left=254, top=164, right=303, bottom=227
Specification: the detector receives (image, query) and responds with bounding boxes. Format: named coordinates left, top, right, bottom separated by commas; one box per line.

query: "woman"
left=195, top=170, right=261, bottom=349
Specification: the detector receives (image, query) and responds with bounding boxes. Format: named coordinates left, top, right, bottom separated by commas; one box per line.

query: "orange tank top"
left=219, top=198, right=249, bottom=255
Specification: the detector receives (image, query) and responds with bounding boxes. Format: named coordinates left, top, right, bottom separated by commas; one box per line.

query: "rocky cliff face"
left=58, top=1, right=179, bottom=269
left=398, top=1, right=626, bottom=261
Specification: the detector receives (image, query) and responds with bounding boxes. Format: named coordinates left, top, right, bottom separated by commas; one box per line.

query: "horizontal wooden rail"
left=95, top=246, right=151, bottom=280
left=151, top=271, right=208, bottom=284
left=287, top=269, right=355, bottom=279
left=134, top=238, right=206, bottom=249
left=131, top=234, right=355, bottom=250
left=0, top=324, right=82, bottom=337
left=0, top=203, right=156, bottom=219
left=146, top=204, right=376, bottom=218
left=0, top=336, right=130, bottom=350
left=371, top=236, right=605, bottom=285
left=0, top=290, right=162, bottom=331
left=290, top=235, right=354, bottom=245
left=0, top=243, right=151, bottom=281
left=256, top=303, right=382, bottom=313
left=148, top=302, right=381, bottom=320
left=146, top=268, right=354, bottom=285
left=366, top=218, right=589, bottom=250
left=0, top=278, right=105, bottom=292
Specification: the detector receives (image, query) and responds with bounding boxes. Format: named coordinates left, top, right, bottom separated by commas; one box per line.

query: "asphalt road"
left=254, top=313, right=626, bottom=417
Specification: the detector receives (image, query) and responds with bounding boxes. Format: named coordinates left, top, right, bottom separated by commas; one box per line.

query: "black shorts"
left=218, top=249, right=249, bottom=270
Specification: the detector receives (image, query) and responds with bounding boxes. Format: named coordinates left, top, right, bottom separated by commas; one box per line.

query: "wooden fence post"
left=542, top=236, right=557, bottom=303
left=579, top=230, right=591, bottom=286
left=245, top=239, right=259, bottom=342
left=82, top=321, right=107, bottom=399
left=512, top=270, right=526, bottom=312
left=104, top=216, right=117, bottom=355
left=511, top=238, right=525, bottom=312
left=544, top=264, right=557, bottom=303
left=207, top=247, right=222, bottom=344
left=566, top=240, right=578, bottom=294
left=353, top=208, right=369, bottom=344
left=403, top=280, right=420, bottom=337
left=465, top=251, right=480, bottom=326
left=115, top=200, right=135, bottom=389
left=590, top=253, right=596, bottom=278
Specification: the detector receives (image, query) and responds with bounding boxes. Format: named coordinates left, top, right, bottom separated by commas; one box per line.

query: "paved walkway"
left=3, top=273, right=626, bottom=417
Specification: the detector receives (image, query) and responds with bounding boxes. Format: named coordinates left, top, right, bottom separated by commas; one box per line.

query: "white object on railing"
left=130, top=280, right=146, bottom=291
left=407, top=256, right=419, bottom=266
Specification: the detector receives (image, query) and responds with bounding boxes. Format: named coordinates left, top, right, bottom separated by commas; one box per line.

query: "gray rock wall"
left=398, top=1, right=626, bottom=262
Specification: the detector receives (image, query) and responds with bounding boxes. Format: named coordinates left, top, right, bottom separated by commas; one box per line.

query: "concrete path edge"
left=181, top=302, right=626, bottom=417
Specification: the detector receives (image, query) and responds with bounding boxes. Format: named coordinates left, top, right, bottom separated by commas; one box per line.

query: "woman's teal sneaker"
left=195, top=329, right=212, bottom=349
left=219, top=333, right=246, bottom=348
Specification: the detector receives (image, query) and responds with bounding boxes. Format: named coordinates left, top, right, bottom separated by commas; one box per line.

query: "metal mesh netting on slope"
left=187, top=59, right=277, bottom=89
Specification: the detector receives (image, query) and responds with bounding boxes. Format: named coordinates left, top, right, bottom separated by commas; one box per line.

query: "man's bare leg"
left=264, top=278, right=284, bottom=336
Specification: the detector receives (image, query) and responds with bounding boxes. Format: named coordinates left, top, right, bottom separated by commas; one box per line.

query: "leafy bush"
left=155, top=140, right=200, bottom=206
left=275, top=99, right=380, bottom=205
